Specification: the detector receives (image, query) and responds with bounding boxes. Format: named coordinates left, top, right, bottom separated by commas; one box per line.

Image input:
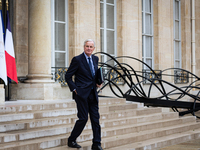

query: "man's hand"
left=74, top=90, right=77, bottom=95
left=96, top=84, right=102, bottom=88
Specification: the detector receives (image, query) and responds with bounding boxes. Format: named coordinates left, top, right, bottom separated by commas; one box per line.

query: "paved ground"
left=159, top=138, right=200, bottom=150
left=159, top=117, right=200, bottom=150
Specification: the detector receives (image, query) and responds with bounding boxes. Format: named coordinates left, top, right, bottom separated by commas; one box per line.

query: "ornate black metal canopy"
left=94, top=52, right=200, bottom=119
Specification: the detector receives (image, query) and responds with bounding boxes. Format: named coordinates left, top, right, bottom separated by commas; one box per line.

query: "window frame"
left=173, top=0, right=181, bottom=68
left=100, top=0, right=117, bottom=63
left=142, top=0, right=154, bottom=70
left=51, top=0, right=69, bottom=68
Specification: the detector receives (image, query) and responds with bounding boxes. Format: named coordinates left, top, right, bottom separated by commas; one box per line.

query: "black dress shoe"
left=91, top=145, right=103, bottom=150
left=68, top=141, right=81, bottom=148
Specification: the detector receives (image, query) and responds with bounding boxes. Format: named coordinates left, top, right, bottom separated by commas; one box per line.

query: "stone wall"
left=196, top=0, right=200, bottom=77
left=0, top=84, right=5, bottom=103
left=13, top=0, right=28, bottom=78
left=9, top=0, right=199, bottom=100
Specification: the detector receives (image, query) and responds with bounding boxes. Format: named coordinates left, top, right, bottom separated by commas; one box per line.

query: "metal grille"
left=174, top=70, right=189, bottom=84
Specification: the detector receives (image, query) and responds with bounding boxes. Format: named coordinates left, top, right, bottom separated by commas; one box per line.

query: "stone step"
left=0, top=100, right=76, bottom=115
left=105, top=130, right=200, bottom=150
left=102, top=115, right=195, bottom=130
left=80, top=123, right=200, bottom=149
left=0, top=112, right=34, bottom=123
left=0, top=108, right=77, bottom=123
left=0, top=111, right=171, bottom=134
left=102, top=129, right=200, bottom=150
left=32, top=107, right=161, bottom=122
left=0, top=102, right=137, bottom=124
left=108, top=103, right=138, bottom=111
left=100, top=107, right=162, bottom=121
left=100, top=102, right=138, bottom=113
left=47, top=129, right=200, bottom=150
left=0, top=115, right=74, bottom=132
left=0, top=107, right=162, bottom=133
left=0, top=106, right=158, bottom=123
left=0, top=115, right=194, bottom=144
left=76, top=117, right=199, bottom=143
left=0, top=98, right=126, bottom=115
left=101, top=112, right=178, bottom=128
left=99, top=97, right=126, bottom=106
left=0, top=134, right=69, bottom=150
left=1, top=120, right=199, bottom=150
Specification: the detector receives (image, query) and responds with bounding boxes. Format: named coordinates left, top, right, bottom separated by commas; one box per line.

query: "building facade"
left=0, top=0, right=200, bottom=102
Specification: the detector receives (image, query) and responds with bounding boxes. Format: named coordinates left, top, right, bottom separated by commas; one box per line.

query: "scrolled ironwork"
left=174, top=70, right=189, bottom=84
left=94, top=52, right=200, bottom=119
left=52, top=67, right=68, bottom=86
left=143, top=69, right=162, bottom=84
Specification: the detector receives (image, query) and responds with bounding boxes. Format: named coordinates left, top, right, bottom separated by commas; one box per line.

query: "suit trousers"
left=68, top=89, right=101, bottom=146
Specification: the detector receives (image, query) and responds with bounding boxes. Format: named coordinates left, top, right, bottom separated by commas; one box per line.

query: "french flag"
left=5, top=12, right=18, bottom=83
left=0, top=10, right=7, bottom=85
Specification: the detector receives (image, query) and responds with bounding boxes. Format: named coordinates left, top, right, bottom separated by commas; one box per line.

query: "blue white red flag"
left=5, top=12, right=18, bottom=83
left=0, top=10, right=7, bottom=85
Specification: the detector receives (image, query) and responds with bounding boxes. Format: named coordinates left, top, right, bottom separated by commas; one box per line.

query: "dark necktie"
left=88, top=57, right=94, bottom=78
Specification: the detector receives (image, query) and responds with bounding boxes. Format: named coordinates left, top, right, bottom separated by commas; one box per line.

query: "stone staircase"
left=0, top=98, right=199, bottom=150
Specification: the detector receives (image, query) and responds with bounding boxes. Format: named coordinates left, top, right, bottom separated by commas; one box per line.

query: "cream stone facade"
left=0, top=84, right=4, bottom=103
left=0, top=0, right=199, bottom=101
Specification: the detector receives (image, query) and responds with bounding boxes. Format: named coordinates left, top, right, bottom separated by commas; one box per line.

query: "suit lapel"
left=81, top=53, right=93, bottom=77
left=92, top=55, right=98, bottom=72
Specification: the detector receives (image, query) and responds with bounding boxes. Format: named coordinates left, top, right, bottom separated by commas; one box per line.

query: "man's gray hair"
left=84, top=39, right=95, bottom=47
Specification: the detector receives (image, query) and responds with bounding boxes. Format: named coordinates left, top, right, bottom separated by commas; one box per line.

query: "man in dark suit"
left=65, top=39, right=103, bottom=150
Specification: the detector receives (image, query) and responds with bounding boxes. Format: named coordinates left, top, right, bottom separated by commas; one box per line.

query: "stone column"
left=155, top=0, right=174, bottom=82
left=0, top=84, right=5, bottom=104
left=12, top=0, right=28, bottom=78
left=69, top=0, right=100, bottom=58
left=181, top=0, right=191, bottom=72
left=11, top=0, right=55, bottom=100
left=25, top=0, right=53, bottom=83
left=118, top=0, right=142, bottom=72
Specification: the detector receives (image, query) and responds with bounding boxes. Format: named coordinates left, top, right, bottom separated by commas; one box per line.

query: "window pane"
left=175, top=20, right=179, bottom=39
left=146, top=59, right=152, bottom=68
left=175, top=1, right=179, bottom=20
left=175, top=61, right=180, bottom=68
left=108, top=59, right=114, bottom=67
left=55, top=23, right=65, bottom=51
left=107, top=5, right=114, bottom=29
left=145, top=36, right=152, bottom=57
left=145, top=0, right=151, bottom=12
left=175, top=41, right=180, bottom=59
left=145, top=14, right=151, bottom=34
left=107, top=0, right=114, bottom=4
left=142, top=36, right=145, bottom=57
left=142, top=13, right=144, bottom=33
left=101, top=55, right=105, bottom=63
left=107, top=30, right=114, bottom=55
left=100, top=3, right=104, bottom=28
left=55, top=0, right=65, bottom=21
left=100, top=29, right=104, bottom=52
left=55, top=53, right=65, bottom=67
left=142, top=0, right=143, bottom=11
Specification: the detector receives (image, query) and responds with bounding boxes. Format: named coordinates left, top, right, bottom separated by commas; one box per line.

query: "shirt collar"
left=83, top=52, right=92, bottom=59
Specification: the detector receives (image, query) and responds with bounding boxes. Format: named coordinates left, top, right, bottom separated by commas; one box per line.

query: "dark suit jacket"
left=65, top=53, right=99, bottom=101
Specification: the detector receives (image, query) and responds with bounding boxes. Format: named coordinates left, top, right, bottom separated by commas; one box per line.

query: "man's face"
left=84, top=41, right=95, bottom=57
